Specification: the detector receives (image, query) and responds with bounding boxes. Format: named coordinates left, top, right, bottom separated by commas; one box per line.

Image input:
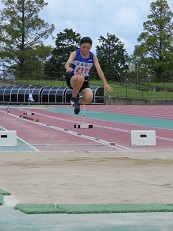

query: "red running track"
left=0, top=105, right=173, bottom=152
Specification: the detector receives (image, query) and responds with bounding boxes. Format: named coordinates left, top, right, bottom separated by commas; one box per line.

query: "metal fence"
left=1, top=70, right=173, bottom=101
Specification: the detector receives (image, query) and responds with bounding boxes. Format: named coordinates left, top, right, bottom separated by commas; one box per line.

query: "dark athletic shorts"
left=65, top=73, right=90, bottom=93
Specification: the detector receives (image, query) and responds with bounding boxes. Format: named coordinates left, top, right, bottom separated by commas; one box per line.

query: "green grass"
left=14, top=78, right=173, bottom=101
left=142, top=81, right=173, bottom=91
left=0, top=189, right=10, bottom=205
left=92, top=80, right=173, bottom=100
left=14, top=203, right=173, bottom=214
left=15, top=78, right=67, bottom=87
left=0, top=194, right=3, bottom=205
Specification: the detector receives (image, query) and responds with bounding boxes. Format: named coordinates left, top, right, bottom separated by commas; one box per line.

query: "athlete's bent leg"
left=79, top=88, right=93, bottom=105
left=70, top=75, right=85, bottom=98
left=70, top=75, right=85, bottom=115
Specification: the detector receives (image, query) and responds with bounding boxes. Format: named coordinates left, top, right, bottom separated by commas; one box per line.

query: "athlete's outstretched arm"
left=94, top=55, right=113, bottom=93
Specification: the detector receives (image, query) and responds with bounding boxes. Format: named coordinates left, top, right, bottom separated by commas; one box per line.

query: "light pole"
left=136, top=56, right=141, bottom=83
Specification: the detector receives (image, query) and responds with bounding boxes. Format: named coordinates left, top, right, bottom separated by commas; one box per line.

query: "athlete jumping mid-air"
left=65, top=36, right=113, bottom=115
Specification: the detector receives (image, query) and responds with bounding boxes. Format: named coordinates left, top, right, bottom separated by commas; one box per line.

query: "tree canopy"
left=134, top=0, right=173, bottom=82
left=1, top=0, right=173, bottom=84
left=44, top=28, right=81, bottom=77
left=0, top=0, right=55, bottom=74
left=96, top=33, right=128, bottom=81
left=44, top=30, right=128, bottom=81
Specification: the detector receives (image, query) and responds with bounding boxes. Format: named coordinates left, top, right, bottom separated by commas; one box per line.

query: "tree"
left=95, top=33, right=128, bottom=82
left=44, top=28, right=81, bottom=78
left=0, top=0, right=55, bottom=75
left=133, top=0, right=173, bottom=82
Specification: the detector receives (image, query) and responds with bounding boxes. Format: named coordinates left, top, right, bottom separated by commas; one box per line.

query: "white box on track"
left=74, top=124, right=93, bottom=129
left=0, top=131, right=17, bottom=146
left=130, top=130, right=156, bottom=146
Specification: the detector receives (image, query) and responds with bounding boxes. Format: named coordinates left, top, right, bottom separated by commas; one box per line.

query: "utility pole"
left=136, top=56, right=141, bottom=83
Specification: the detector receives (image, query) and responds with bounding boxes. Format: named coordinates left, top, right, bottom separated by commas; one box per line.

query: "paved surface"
left=1, top=206, right=173, bottom=231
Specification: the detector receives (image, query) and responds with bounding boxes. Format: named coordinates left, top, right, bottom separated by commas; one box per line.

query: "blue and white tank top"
left=70, top=49, right=94, bottom=77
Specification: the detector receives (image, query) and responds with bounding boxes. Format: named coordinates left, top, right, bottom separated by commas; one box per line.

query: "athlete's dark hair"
left=80, top=37, right=92, bottom=45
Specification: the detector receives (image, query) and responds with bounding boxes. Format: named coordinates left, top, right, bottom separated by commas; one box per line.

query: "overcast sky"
left=1, top=0, right=173, bottom=55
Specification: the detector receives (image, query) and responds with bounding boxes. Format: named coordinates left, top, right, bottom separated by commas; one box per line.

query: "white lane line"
left=0, top=111, right=39, bottom=151
left=22, top=110, right=129, bottom=134
left=33, top=111, right=173, bottom=143
left=156, top=136, right=173, bottom=142
left=7, top=110, right=134, bottom=151
left=35, top=122, right=134, bottom=151
left=17, top=136, right=39, bottom=151
left=33, top=110, right=173, bottom=145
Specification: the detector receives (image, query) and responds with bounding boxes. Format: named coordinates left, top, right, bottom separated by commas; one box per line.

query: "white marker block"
left=23, top=112, right=34, bottom=115
left=130, top=130, right=156, bottom=146
left=0, top=131, right=17, bottom=146
left=74, top=124, right=93, bottom=129
left=4, top=195, right=19, bottom=207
